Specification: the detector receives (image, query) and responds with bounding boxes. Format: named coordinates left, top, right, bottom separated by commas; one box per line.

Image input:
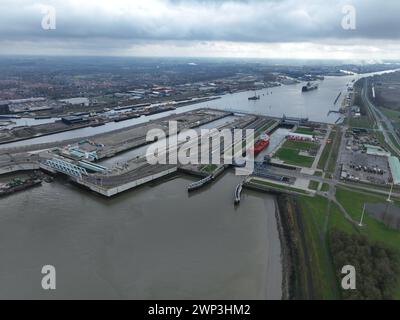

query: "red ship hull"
left=250, top=134, right=270, bottom=156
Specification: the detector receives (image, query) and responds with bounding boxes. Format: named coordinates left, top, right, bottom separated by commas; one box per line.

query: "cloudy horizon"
left=0, top=0, right=400, bottom=60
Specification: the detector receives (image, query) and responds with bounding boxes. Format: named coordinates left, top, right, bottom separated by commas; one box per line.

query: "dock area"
left=0, top=109, right=289, bottom=197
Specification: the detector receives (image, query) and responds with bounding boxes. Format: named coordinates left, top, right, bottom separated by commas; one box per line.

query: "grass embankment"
left=296, top=196, right=344, bottom=299
left=347, top=87, right=376, bottom=130
left=381, top=107, right=400, bottom=130
left=274, top=140, right=317, bottom=168
left=199, top=164, right=218, bottom=174
left=277, top=195, right=349, bottom=299
left=276, top=195, right=316, bottom=299
left=342, top=180, right=400, bottom=194
left=249, top=178, right=308, bottom=195
left=325, top=130, right=342, bottom=175
left=347, top=116, right=375, bottom=129
left=295, top=187, right=400, bottom=300
left=317, top=129, right=336, bottom=170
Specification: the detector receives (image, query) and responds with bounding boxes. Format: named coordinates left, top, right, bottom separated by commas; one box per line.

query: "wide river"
left=0, top=69, right=396, bottom=299
left=0, top=71, right=381, bottom=149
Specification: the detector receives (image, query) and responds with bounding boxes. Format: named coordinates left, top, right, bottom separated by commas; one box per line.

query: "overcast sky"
left=0, top=0, right=399, bottom=60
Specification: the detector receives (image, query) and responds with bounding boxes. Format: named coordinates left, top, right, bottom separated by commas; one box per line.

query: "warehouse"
left=389, top=156, right=400, bottom=185
left=61, top=116, right=90, bottom=125
left=0, top=102, right=10, bottom=114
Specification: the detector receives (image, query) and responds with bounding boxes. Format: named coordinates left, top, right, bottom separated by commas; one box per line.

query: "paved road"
left=363, top=79, right=400, bottom=156
left=311, top=126, right=332, bottom=170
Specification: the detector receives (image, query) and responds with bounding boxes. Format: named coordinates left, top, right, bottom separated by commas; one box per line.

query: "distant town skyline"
left=0, top=0, right=400, bottom=60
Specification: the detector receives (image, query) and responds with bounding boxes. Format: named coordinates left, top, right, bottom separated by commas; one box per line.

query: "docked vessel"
left=144, top=106, right=176, bottom=116
left=302, top=82, right=319, bottom=92
left=248, top=91, right=260, bottom=100
left=90, top=121, right=106, bottom=127
left=114, top=113, right=140, bottom=122
left=34, top=116, right=52, bottom=120
left=0, top=177, right=42, bottom=197
left=250, top=133, right=270, bottom=156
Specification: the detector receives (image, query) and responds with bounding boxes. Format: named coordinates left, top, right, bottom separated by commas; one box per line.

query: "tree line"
left=330, top=229, right=400, bottom=300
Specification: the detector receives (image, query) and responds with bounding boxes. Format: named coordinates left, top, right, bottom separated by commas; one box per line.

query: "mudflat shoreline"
left=274, top=197, right=290, bottom=300
left=275, top=194, right=315, bottom=300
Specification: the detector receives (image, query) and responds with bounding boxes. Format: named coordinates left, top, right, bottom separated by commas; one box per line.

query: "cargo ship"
left=34, top=116, right=52, bottom=120
left=248, top=91, right=260, bottom=100
left=144, top=106, right=176, bottom=116
left=90, top=121, right=106, bottom=127
left=114, top=113, right=141, bottom=122
left=0, top=177, right=42, bottom=197
left=250, top=133, right=270, bottom=156
left=302, top=82, right=319, bottom=92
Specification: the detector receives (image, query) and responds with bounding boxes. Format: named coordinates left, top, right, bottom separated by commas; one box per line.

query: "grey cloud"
left=0, top=0, right=399, bottom=47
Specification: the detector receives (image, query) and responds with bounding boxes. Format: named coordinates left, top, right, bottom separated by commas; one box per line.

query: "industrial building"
left=389, top=156, right=400, bottom=185
left=0, top=102, right=10, bottom=114
left=61, top=116, right=90, bottom=125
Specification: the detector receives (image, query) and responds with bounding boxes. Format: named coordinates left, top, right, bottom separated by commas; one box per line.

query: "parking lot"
left=340, top=150, right=391, bottom=184
left=339, top=132, right=392, bottom=185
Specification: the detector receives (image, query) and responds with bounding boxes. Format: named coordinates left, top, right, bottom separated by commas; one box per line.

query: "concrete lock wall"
left=0, top=163, right=40, bottom=175
left=80, top=167, right=178, bottom=197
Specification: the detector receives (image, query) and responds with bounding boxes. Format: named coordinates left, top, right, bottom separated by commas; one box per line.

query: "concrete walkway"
left=311, top=126, right=332, bottom=170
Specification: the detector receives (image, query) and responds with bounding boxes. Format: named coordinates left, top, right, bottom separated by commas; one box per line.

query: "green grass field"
left=249, top=178, right=308, bottom=194
left=308, top=180, right=319, bottom=190
left=275, top=148, right=315, bottom=168
left=317, top=130, right=336, bottom=170
left=326, top=130, right=342, bottom=175
left=295, top=127, right=315, bottom=135
left=274, top=140, right=318, bottom=168
left=381, top=107, right=400, bottom=130
left=348, top=115, right=375, bottom=129
left=314, top=171, right=323, bottom=177
left=297, top=196, right=343, bottom=299
left=321, top=183, right=330, bottom=192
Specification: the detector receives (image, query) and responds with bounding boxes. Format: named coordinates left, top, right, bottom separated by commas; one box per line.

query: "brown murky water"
left=0, top=170, right=282, bottom=299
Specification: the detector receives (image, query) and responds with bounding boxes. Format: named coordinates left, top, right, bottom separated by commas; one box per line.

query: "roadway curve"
left=362, top=79, right=400, bottom=156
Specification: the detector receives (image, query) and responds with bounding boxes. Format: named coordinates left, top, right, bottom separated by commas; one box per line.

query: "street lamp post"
left=359, top=204, right=366, bottom=227
left=387, top=182, right=394, bottom=203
